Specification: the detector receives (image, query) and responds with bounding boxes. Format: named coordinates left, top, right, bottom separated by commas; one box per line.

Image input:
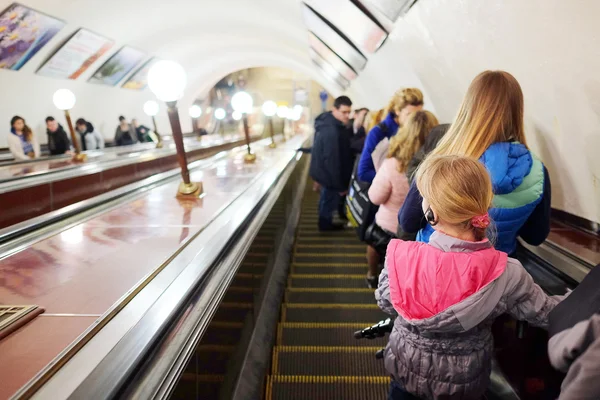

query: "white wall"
left=347, top=0, right=600, bottom=224
left=0, top=0, right=598, bottom=222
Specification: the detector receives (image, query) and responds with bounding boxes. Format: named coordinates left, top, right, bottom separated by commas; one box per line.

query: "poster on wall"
left=121, top=57, right=158, bottom=90
left=37, top=28, right=114, bottom=79
left=0, top=3, right=65, bottom=71
left=89, top=46, right=145, bottom=86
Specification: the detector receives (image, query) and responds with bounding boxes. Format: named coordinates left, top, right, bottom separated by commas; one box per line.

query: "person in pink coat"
left=365, top=111, right=438, bottom=287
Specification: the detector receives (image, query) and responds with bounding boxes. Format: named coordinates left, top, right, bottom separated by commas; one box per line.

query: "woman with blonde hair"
left=398, top=70, right=551, bottom=255
left=365, top=111, right=438, bottom=286
left=357, top=88, right=424, bottom=183
left=364, top=108, right=385, bottom=134
left=378, top=154, right=560, bottom=399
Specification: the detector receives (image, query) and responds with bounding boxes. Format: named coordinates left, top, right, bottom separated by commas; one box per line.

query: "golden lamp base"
left=156, top=141, right=164, bottom=149
left=176, top=182, right=203, bottom=198
left=268, top=141, right=277, bottom=149
left=72, top=153, right=87, bottom=163
left=244, top=153, right=257, bottom=163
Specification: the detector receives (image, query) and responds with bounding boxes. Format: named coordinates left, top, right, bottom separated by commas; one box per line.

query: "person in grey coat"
left=548, top=263, right=600, bottom=400
left=376, top=154, right=562, bottom=399
left=75, top=118, right=105, bottom=151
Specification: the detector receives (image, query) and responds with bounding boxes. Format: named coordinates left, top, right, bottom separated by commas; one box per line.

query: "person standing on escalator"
left=114, top=116, right=138, bottom=146
left=398, top=71, right=551, bottom=256
left=75, top=118, right=105, bottom=151
left=45, top=116, right=71, bottom=156
left=309, top=96, right=354, bottom=231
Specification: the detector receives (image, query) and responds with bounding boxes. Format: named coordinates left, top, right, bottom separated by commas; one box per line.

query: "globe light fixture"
left=263, top=101, right=278, bottom=148
left=292, top=105, right=303, bottom=121
left=148, top=60, right=187, bottom=103
left=231, top=91, right=253, bottom=114
left=189, top=105, right=202, bottom=118
left=214, top=108, right=226, bottom=120
left=276, top=105, right=289, bottom=119
left=52, top=89, right=86, bottom=162
left=147, top=60, right=201, bottom=197
left=262, top=100, right=277, bottom=117
left=231, top=91, right=256, bottom=163
left=143, top=100, right=163, bottom=148
left=232, top=110, right=242, bottom=121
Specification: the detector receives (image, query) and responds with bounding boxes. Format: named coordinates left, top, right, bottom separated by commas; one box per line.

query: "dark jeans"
left=389, top=380, right=420, bottom=400
left=318, top=187, right=341, bottom=223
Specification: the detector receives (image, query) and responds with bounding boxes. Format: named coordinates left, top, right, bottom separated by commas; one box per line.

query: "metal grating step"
left=278, top=323, right=388, bottom=347
left=293, top=265, right=367, bottom=275
left=293, top=255, right=365, bottom=263
left=272, top=346, right=386, bottom=376
left=202, top=322, right=243, bottom=346
left=288, top=274, right=368, bottom=289
left=282, top=305, right=387, bottom=323
left=223, top=289, right=256, bottom=303
left=266, top=376, right=389, bottom=400
left=172, top=374, right=224, bottom=400
left=231, top=273, right=263, bottom=288
left=194, top=345, right=235, bottom=375
left=285, top=289, right=375, bottom=304
left=213, top=306, right=251, bottom=323
left=296, top=237, right=361, bottom=245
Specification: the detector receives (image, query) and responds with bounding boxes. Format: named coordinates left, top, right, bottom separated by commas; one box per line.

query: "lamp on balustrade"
left=189, top=105, right=202, bottom=139
left=262, top=100, right=277, bottom=148
left=143, top=100, right=163, bottom=148
left=148, top=60, right=202, bottom=197
left=231, top=91, right=255, bottom=163
left=53, top=89, right=86, bottom=162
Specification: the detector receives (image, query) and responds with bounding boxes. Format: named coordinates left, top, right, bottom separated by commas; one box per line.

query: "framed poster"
left=0, top=3, right=65, bottom=71
left=89, top=46, right=145, bottom=86
left=37, top=28, right=114, bottom=79
left=364, top=0, right=417, bottom=22
left=309, top=32, right=357, bottom=82
left=121, top=57, right=158, bottom=90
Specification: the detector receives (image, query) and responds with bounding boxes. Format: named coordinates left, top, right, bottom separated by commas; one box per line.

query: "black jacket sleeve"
left=398, top=182, right=427, bottom=233
left=406, top=124, right=450, bottom=183
left=517, top=166, right=552, bottom=245
left=350, top=127, right=366, bottom=154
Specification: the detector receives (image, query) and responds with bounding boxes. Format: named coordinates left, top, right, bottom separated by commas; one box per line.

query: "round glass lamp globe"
left=189, top=105, right=202, bottom=118
left=214, top=108, right=226, bottom=120
left=232, top=110, right=242, bottom=121
left=262, top=101, right=277, bottom=117
left=276, top=106, right=289, bottom=119
left=53, top=89, right=76, bottom=111
left=143, top=100, right=159, bottom=117
left=293, top=105, right=303, bottom=115
left=231, top=91, right=253, bottom=114
left=148, top=60, right=187, bottom=102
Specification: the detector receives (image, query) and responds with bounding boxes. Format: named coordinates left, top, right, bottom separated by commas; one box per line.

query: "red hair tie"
left=471, top=213, right=490, bottom=229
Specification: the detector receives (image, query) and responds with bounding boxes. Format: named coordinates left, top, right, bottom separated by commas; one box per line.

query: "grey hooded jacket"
left=376, top=232, right=562, bottom=399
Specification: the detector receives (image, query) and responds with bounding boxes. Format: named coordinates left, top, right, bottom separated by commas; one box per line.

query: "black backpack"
left=345, top=122, right=387, bottom=242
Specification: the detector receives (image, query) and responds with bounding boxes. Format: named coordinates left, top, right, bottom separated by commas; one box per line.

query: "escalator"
left=77, top=151, right=596, bottom=400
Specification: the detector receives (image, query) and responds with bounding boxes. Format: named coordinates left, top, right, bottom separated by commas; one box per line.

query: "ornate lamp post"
left=277, top=105, right=289, bottom=141
left=189, top=105, right=202, bottom=139
left=53, top=89, right=86, bottom=162
left=231, top=91, right=255, bottom=163
left=148, top=60, right=201, bottom=197
left=214, top=108, right=226, bottom=136
left=262, top=100, right=277, bottom=148
left=143, top=100, right=163, bottom=148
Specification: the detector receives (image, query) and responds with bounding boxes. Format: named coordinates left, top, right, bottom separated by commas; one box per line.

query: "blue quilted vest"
left=417, top=143, right=544, bottom=255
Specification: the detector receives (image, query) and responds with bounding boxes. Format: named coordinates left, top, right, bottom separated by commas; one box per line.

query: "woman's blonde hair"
left=365, top=108, right=385, bottom=132
left=416, top=155, right=494, bottom=241
left=388, top=110, right=439, bottom=173
left=386, top=88, right=424, bottom=116
left=433, top=70, right=526, bottom=158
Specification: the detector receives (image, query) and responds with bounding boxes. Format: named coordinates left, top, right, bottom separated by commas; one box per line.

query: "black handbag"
left=345, top=123, right=388, bottom=242
left=364, top=221, right=395, bottom=256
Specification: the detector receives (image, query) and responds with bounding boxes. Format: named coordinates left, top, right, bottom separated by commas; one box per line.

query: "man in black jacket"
left=46, top=116, right=71, bottom=156
left=309, top=96, right=353, bottom=231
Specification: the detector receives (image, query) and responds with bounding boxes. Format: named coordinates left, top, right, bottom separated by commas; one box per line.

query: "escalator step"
left=171, top=374, right=224, bottom=400
left=194, top=345, right=234, bottom=375
left=202, top=322, right=243, bottom=346
left=272, top=346, right=386, bottom=376
left=292, top=265, right=367, bottom=275
left=278, top=323, right=388, bottom=347
left=238, top=263, right=268, bottom=274
left=297, top=229, right=357, bottom=237
left=296, top=237, right=361, bottom=245
left=266, top=376, right=389, bottom=400
left=282, top=304, right=387, bottom=323
left=293, top=255, right=365, bottom=263
left=285, top=289, right=375, bottom=304
left=288, top=274, right=367, bottom=289
left=223, top=289, right=256, bottom=303
left=231, top=273, right=263, bottom=288
left=295, top=244, right=364, bottom=250
left=213, top=306, right=251, bottom=323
